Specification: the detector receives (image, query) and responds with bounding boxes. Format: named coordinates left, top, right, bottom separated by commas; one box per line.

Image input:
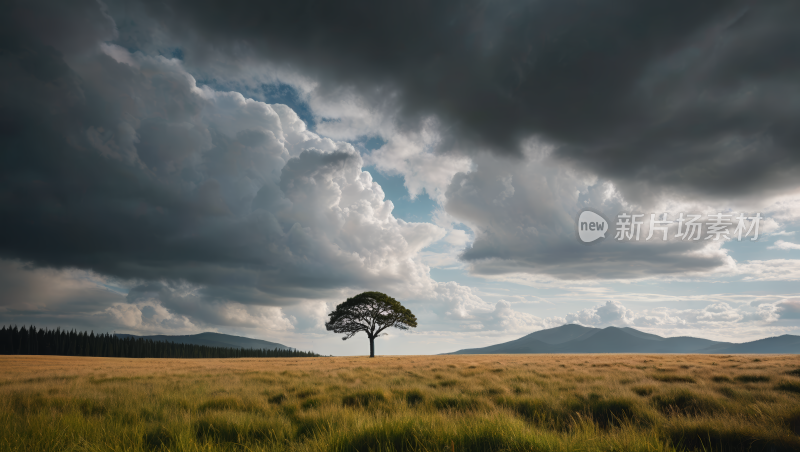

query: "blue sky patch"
left=365, top=166, right=438, bottom=223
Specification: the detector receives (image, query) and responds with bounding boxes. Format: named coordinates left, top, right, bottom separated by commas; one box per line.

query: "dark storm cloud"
left=0, top=1, right=444, bottom=313
left=129, top=0, right=800, bottom=198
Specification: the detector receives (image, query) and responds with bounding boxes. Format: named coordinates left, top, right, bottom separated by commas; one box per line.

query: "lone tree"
left=325, top=291, right=417, bottom=357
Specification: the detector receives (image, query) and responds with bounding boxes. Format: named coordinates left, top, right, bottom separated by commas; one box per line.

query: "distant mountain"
left=519, top=323, right=598, bottom=344
left=447, top=325, right=799, bottom=354
left=115, top=332, right=290, bottom=350
left=697, top=335, right=800, bottom=354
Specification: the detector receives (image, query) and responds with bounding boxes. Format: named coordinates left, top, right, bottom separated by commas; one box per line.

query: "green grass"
left=651, top=389, right=724, bottom=416
left=651, top=374, right=697, bottom=384
left=734, top=375, right=770, bottom=383
left=775, top=379, right=800, bottom=394
left=1, top=354, right=800, bottom=451
left=342, top=389, right=388, bottom=407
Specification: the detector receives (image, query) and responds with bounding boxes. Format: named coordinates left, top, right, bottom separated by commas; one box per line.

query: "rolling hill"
left=447, top=324, right=799, bottom=354
left=115, top=332, right=290, bottom=350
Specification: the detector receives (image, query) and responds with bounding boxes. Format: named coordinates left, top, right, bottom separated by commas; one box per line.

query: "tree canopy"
left=325, top=291, right=417, bottom=357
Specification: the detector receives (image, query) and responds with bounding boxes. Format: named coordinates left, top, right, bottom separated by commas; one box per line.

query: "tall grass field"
left=2, top=354, right=800, bottom=451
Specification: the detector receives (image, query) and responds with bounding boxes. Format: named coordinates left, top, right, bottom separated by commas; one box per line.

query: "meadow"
left=2, top=354, right=800, bottom=452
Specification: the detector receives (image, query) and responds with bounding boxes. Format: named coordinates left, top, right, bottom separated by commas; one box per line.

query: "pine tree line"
left=0, top=325, right=320, bottom=358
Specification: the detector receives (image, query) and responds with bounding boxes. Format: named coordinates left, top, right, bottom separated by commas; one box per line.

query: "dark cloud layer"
left=1, top=1, right=442, bottom=311
left=131, top=0, right=800, bottom=199
left=0, top=0, right=791, bottom=290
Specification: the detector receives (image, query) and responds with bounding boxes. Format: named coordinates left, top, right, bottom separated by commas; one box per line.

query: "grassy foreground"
left=2, top=355, right=800, bottom=452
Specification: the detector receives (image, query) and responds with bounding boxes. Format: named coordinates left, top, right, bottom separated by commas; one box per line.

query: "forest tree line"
left=0, top=325, right=320, bottom=358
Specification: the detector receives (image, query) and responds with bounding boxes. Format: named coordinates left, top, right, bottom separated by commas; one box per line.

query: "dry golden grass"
left=2, top=354, right=800, bottom=451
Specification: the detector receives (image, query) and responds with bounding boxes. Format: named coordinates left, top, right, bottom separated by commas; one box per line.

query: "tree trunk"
left=369, top=335, right=375, bottom=358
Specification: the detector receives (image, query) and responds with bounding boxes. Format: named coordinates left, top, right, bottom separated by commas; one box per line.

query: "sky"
left=1, top=0, right=800, bottom=356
